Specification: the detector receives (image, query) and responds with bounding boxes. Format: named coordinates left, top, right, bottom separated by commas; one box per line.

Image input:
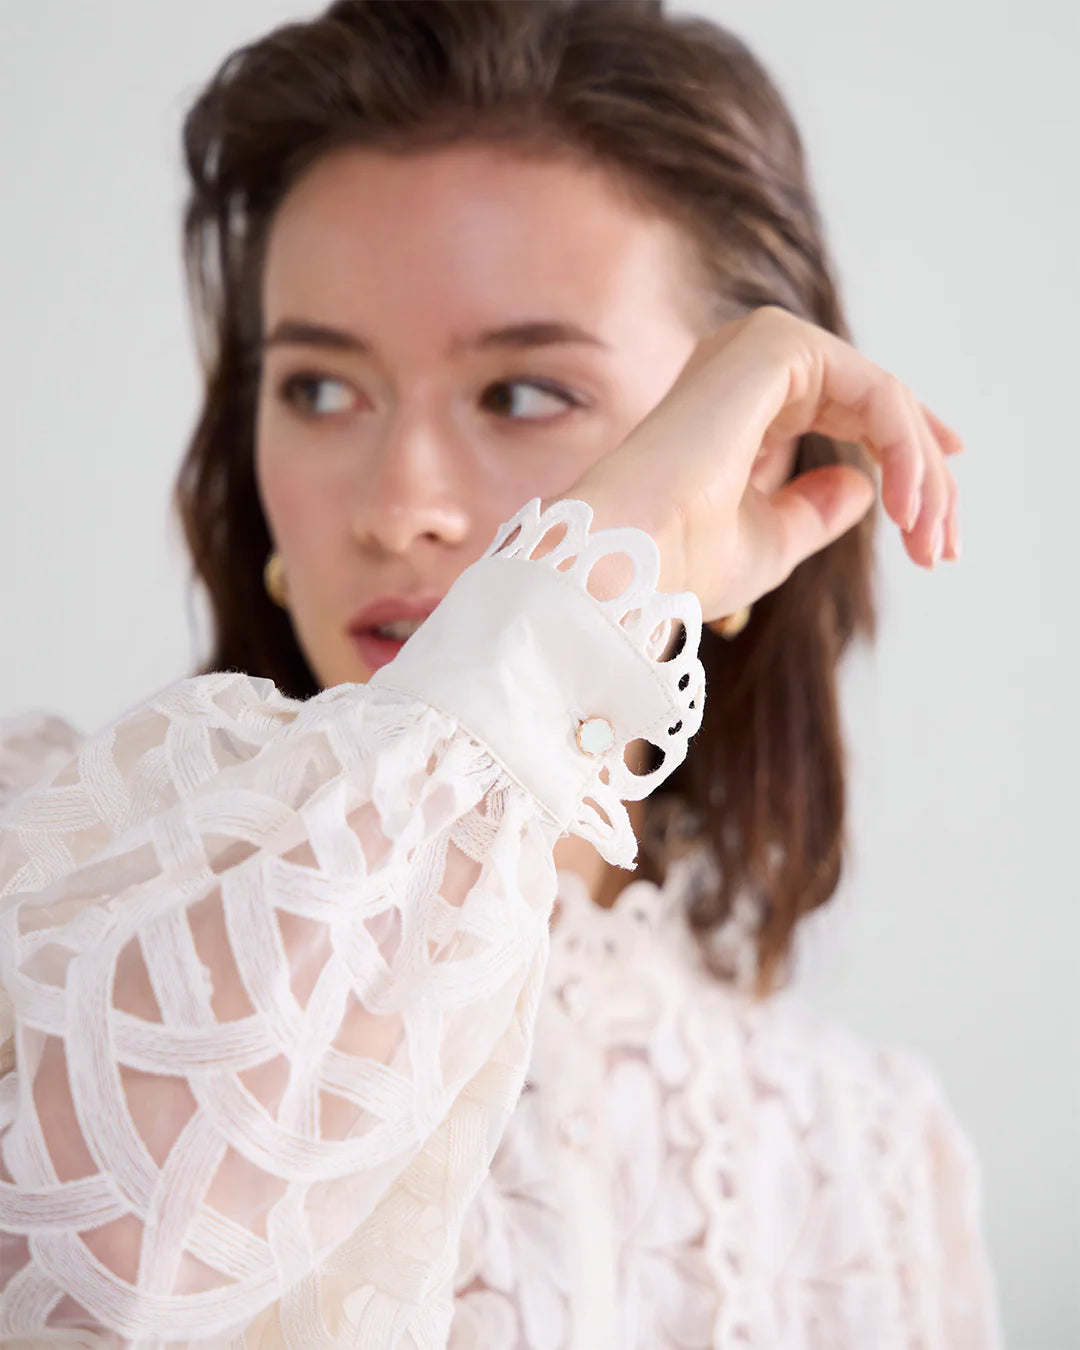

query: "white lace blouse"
left=0, top=497, right=1002, bottom=1348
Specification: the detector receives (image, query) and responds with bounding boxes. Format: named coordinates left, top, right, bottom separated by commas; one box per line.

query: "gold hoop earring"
left=713, top=604, right=752, bottom=639
left=263, top=552, right=289, bottom=609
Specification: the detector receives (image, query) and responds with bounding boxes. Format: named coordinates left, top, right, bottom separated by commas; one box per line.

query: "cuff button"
left=576, top=716, right=615, bottom=756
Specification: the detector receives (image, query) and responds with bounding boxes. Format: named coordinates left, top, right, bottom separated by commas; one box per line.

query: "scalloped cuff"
left=368, top=497, right=706, bottom=867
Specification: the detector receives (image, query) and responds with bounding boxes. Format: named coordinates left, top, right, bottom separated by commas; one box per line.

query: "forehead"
left=261, top=141, right=705, bottom=346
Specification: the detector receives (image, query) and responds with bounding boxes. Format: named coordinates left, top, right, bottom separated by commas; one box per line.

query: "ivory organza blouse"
left=0, top=498, right=1002, bottom=1348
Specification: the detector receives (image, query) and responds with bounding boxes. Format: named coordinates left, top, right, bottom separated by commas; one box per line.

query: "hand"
left=551, top=306, right=963, bottom=625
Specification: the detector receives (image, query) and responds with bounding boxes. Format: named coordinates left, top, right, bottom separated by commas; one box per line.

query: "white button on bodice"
left=559, top=1111, right=593, bottom=1149
left=557, top=977, right=590, bottom=1020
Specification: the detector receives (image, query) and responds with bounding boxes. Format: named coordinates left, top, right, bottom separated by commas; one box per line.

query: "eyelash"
left=274, top=371, right=586, bottom=420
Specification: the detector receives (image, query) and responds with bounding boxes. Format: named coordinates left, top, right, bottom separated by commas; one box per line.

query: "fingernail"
left=953, top=519, right=962, bottom=559
left=930, top=521, right=944, bottom=567
left=943, top=515, right=957, bottom=560
left=905, top=490, right=921, bottom=532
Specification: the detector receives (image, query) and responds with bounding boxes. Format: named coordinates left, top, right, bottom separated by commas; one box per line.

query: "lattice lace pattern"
left=0, top=497, right=706, bottom=1347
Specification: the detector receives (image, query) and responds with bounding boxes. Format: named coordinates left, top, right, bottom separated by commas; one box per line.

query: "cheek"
left=255, top=432, right=348, bottom=577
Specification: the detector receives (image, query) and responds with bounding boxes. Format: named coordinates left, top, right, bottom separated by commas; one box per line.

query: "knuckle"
left=749, top=303, right=795, bottom=333
left=882, top=370, right=907, bottom=401
left=744, top=305, right=811, bottom=367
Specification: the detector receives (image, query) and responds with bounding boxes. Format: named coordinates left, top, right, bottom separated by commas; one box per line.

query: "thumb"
left=752, top=464, right=876, bottom=588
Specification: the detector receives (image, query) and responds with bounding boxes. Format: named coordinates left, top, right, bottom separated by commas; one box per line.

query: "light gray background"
left=3, top=3, right=1077, bottom=1345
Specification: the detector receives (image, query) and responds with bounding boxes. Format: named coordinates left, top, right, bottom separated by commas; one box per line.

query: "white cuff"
left=368, top=497, right=706, bottom=867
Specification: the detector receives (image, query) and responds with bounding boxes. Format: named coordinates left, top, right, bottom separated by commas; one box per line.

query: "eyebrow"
left=260, top=317, right=610, bottom=356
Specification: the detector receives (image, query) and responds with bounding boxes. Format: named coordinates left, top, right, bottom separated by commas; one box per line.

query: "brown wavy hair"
left=175, top=0, right=879, bottom=997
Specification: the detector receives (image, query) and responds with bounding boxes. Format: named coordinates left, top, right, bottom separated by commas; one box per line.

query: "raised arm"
left=0, top=496, right=703, bottom=1346
left=1, top=304, right=966, bottom=1345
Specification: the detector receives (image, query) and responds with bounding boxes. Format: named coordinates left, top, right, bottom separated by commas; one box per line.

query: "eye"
left=277, top=372, right=358, bottom=417
left=480, top=378, right=582, bottom=421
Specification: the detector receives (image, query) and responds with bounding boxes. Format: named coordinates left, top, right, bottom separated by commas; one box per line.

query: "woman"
left=0, top=1, right=1000, bottom=1346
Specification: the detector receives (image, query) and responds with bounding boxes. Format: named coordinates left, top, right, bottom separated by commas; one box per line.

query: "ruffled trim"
left=482, top=497, right=706, bottom=869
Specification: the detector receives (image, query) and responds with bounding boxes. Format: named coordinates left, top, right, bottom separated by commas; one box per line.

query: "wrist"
left=540, top=484, right=686, bottom=599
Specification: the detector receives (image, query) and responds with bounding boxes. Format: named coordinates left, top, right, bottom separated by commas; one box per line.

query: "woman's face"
left=255, top=141, right=716, bottom=688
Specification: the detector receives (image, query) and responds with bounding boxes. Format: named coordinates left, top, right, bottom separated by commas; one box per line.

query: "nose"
left=349, top=408, right=472, bottom=557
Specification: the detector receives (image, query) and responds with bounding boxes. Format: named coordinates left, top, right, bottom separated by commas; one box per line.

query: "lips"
left=347, top=593, right=445, bottom=673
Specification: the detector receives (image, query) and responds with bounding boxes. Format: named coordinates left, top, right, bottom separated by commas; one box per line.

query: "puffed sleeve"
left=0, top=496, right=705, bottom=1348
left=0, top=709, right=84, bottom=811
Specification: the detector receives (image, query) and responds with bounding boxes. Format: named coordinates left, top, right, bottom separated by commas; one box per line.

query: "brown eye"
left=480, top=379, right=580, bottom=420
left=278, top=372, right=357, bottom=416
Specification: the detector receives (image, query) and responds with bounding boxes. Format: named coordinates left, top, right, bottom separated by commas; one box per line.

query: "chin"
left=305, top=644, right=369, bottom=692
left=334, top=651, right=375, bottom=688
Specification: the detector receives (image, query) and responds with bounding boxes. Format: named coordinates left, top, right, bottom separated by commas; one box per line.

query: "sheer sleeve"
left=0, top=496, right=705, bottom=1348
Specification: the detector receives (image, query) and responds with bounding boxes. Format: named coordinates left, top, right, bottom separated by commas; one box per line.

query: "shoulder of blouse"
left=0, top=709, right=84, bottom=810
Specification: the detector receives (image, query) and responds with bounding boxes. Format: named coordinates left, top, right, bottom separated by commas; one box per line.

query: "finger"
left=895, top=397, right=941, bottom=565
left=755, top=322, right=930, bottom=534
left=742, top=315, right=955, bottom=570
left=872, top=378, right=929, bottom=536
left=942, top=466, right=961, bottom=560
left=821, top=370, right=930, bottom=542
left=737, top=464, right=876, bottom=609
left=918, top=406, right=965, bottom=558
left=904, top=389, right=956, bottom=566
left=919, top=402, right=966, bottom=457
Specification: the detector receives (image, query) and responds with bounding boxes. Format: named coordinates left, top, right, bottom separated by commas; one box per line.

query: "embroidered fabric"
left=0, top=497, right=715, bottom=1347
left=368, top=495, right=706, bottom=870
left=451, top=860, right=1002, bottom=1349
